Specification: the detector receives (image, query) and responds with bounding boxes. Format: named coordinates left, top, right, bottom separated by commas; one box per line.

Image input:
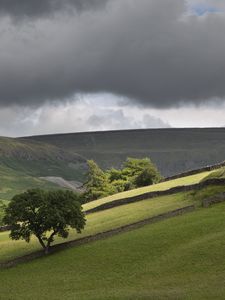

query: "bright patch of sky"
left=187, top=0, right=224, bottom=15
left=0, top=94, right=224, bottom=137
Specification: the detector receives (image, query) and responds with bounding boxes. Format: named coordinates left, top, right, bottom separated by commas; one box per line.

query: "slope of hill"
left=0, top=164, right=63, bottom=201
left=0, top=137, right=87, bottom=200
left=1, top=131, right=225, bottom=299
left=23, top=127, right=225, bottom=177
left=1, top=166, right=225, bottom=263
left=1, top=201, right=225, bottom=299
left=0, top=137, right=87, bottom=180
left=202, top=167, right=225, bottom=181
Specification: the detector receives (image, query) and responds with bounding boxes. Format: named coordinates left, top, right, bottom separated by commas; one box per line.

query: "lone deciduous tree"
left=3, top=189, right=86, bottom=254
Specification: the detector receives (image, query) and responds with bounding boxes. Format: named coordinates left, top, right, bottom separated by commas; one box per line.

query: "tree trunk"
left=36, top=231, right=57, bottom=255
left=45, top=231, right=57, bottom=254
left=36, top=235, right=47, bottom=252
left=45, top=246, right=50, bottom=254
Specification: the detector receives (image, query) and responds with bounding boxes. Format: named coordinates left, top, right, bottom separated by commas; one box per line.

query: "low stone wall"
left=86, top=178, right=225, bottom=214
left=202, top=192, right=225, bottom=208
left=0, top=225, right=12, bottom=232
left=162, top=161, right=225, bottom=182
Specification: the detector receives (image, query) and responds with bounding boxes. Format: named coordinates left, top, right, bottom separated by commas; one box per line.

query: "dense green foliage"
left=121, top=157, right=162, bottom=186
left=1, top=202, right=225, bottom=299
left=83, top=160, right=116, bottom=202
left=3, top=189, right=86, bottom=253
left=84, top=158, right=161, bottom=202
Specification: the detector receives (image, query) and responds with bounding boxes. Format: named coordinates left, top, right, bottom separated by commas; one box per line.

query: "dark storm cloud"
left=0, top=0, right=108, bottom=18
left=0, top=0, right=225, bottom=108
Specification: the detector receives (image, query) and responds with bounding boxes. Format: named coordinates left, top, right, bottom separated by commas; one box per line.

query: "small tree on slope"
left=3, top=189, right=86, bottom=254
left=84, top=160, right=116, bottom=202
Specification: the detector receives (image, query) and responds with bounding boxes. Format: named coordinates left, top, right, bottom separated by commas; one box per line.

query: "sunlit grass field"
left=0, top=192, right=192, bottom=263
left=84, top=170, right=214, bottom=211
left=1, top=202, right=225, bottom=299
left=202, top=167, right=225, bottom=181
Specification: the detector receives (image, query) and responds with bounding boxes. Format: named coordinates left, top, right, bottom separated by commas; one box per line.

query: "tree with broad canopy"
left=3, top=189, right=86, bottom=254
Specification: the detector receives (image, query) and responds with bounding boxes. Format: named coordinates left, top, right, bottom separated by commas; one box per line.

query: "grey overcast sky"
left=0, top=0, right=225, bottom=136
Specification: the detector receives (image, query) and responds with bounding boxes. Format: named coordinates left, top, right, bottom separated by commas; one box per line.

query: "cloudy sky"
left=0, top=0, right=225, bottom=137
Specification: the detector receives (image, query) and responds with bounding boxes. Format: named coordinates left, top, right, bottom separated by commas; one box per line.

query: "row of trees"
left=83, top=157, right=162, bottom=202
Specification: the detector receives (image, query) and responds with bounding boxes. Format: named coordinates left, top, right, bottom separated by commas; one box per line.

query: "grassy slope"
left=84, top=170, right=213, bottom=211
left=0, top=165, right=60, bottom=201
left=1, top=184, right=225, bottom=263
left=0, top=192, right=192, bottom=262
left=0, top=137, right=87, bottom=181
left=1, top=202, right=225, bottom=299
left=202, top=167, right=225, bottom=181
left=0, top=137, right=88, bottom=201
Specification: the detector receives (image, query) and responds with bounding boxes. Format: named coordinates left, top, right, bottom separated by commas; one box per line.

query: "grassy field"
left=1, top=201, right=225, bottom=299
left=1, top=184, right=225, bottom=264
left=202, top=167, right=225, bottom=181
left=0, top=165, right=61, bottom=201
left=0, top=191, right=193, bottom=263
left=84, top=169, right=214, bottom=211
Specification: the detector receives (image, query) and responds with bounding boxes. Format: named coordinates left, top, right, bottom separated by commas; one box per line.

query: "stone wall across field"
left=85, top=178, right=225, bottom=214
left=162, top=161, right=225, bottom=182
left=202, top=192, right=225, bottom=208
left=0, top=225, right=12, bottom=232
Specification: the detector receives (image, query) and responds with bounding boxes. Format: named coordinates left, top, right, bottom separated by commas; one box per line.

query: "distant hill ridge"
left=23, top=127, right=225, bottom=177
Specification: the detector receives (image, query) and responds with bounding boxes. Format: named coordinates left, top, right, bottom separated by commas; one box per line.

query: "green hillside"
left=0, top=137, right=87, bottom=180
left=0, top=191, right=193, bottom=262
left=1, top=166, right=222, bottom=261
left=1, top=167, right=225, bottom=263
left=0, top=137, right=88, bottom=200
left=1, top=200, right=225, bottom=299
left=24, top=128, right=225, bottom=177
left=1, top=162, right=225, bottom=299
left=0, top=164, right=61, bottom=201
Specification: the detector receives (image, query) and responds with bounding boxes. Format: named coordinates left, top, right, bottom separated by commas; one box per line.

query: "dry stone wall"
left=202, top=192, right=225, bottom=208
left=163, top=161, right=225, bottom=182
left=86, top=178, right=225, bottom=214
